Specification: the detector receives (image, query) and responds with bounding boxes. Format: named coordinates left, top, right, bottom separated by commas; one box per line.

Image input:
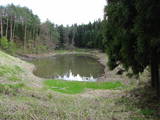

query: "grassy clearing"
left=44, top=80, right=124, bottom=94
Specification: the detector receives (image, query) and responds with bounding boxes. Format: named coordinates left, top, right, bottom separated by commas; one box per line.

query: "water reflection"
left=56, top=70, right=96, bottom=81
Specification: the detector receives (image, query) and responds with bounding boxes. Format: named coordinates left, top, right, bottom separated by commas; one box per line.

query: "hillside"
left=0, top=50, right=158, bottom=120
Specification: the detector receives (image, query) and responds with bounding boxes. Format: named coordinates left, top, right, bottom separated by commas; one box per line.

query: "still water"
left=31, top=54, right=104, bottom=81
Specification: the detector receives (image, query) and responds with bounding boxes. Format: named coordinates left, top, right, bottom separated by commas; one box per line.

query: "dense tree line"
left=0, top=5, right=40, bottom=48
left=0, top=4, right=59, bottom=53
left=0, top=4, right=104, bottom=53
left=56, top=21, right=104, bottom=50
left=103, top=0, right=160, bottom=95
left=74, top=21, right=104, bottom=50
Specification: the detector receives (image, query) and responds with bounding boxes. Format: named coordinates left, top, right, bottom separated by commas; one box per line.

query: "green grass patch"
left=44, top=80, right=124, bottom=94
left=0, top=65, right=23, bottom=81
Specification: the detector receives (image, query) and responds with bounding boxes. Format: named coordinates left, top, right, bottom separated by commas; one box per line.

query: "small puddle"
left=31, top=54, right=105, bottom=82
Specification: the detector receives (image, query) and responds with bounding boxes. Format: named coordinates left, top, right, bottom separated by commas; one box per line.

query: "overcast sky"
left=1, top=0, right=106, bottom=26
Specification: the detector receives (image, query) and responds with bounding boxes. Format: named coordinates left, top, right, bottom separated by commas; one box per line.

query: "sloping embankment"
left=0, top=50, right=42, bottom=88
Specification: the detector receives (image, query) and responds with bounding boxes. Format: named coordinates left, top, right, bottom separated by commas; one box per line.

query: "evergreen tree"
left=103, top=0, right=160, bottom=95
left=57, top=25, right=65, bottom=49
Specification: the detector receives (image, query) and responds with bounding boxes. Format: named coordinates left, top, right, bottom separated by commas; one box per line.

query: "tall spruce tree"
left=103, top=0, right=160, bottom=95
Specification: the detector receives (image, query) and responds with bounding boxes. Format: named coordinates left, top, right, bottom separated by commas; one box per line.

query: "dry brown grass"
left=0, top=50, right=156, bottom=120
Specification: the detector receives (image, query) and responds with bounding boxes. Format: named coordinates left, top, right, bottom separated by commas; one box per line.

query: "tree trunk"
left=5, top=18, right=8, bottom=38
left=12, top=20, right=16, bottom=42
left=33, top=27, right=36, bottom=48
left=23, top=24, right=27, bottom=49
left=72, top=31, right=75, bottom=46
left=0, top=17, right=3, bottom=38
left=10, top=18, right=13, bottom=41
left=151, top=50, right=160, bottom=96
left=151, top=61, right=156, bottom=88
left=35, top=27, right=39, bottom=54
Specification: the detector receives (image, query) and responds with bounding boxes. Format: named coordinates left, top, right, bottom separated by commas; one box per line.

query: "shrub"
left=8, top=41, right=17, bottom=54
left=0, top=37, right=9, bottom=49
left=0, top=37, right=17, bottom=54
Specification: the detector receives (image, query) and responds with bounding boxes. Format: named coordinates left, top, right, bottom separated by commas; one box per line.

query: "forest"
left=0, top=0, right=160, bottom=120
left=0, top=4, right=104, bottom=54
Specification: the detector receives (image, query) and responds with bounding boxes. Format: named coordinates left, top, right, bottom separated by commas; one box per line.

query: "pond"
left=31, top=54, right=105, bottom=82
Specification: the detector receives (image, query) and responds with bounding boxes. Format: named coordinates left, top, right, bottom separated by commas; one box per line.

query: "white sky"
left=1, top=0, right=106, bottom=26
